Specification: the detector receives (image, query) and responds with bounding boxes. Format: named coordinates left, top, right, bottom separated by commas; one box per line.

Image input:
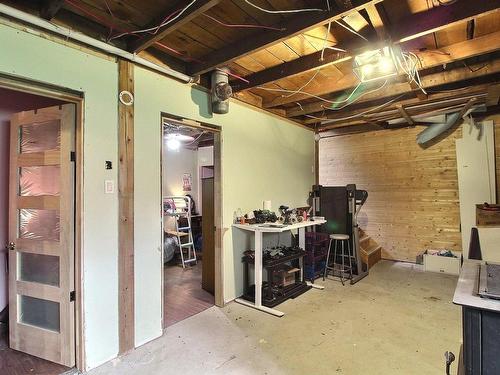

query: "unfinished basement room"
left=0, top=0, right=499, bottom=374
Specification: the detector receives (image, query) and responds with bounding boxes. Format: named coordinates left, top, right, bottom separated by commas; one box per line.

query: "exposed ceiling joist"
left=397, top=105, right=415, bottom=126
left=486, top=83, right=500, bottom=106
left=40, top=0, right=64, bottom=21
left=312, top=87, right=489, bottom=126
left=186, top=0, right=384, bottom=76
left=364, top=2, right=389, bottom=40
left=270, top=30, right=500, bottom=111
left=232, top=40, right=368, bottom=92
left=128, top=0, right=222, bottom=54
left=317, top=90, right=487, bottom=130
left=301, top=60, right=500, bottom=124
left=391, top=1, right=500, bottom=44
left=236, top=0, right=499, bottom=96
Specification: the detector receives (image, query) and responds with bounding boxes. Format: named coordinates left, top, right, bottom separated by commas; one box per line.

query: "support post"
left=118, top=59, right=135, bottom=353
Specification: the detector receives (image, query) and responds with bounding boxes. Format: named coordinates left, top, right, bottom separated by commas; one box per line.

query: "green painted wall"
left=0, top=20, right=315, bottom=369
left=134, top=67, right=314, bottom=345
left=0, top=22, right=119, bottom=369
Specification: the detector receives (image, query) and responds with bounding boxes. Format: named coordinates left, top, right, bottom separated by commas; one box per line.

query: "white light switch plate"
left=105, top=180, right=115, bottom=194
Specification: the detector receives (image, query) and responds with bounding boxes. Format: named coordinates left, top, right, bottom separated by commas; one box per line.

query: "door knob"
left=6, top=242, right=15, bottom=251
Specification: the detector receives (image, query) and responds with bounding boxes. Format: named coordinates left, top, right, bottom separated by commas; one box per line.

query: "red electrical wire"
left=155, top=42, right=203, bottom=64
left=217, top=68, right=250, bottom=84
left=63, top=0, right=253, bottom=85
left=203, top=14, right=284, bottom=31
left=63, top=0, right=198, bottom=63
left=65, top=0, right=123, bottom=32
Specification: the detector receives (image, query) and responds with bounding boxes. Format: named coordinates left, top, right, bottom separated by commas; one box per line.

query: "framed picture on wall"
left=183, top=173, right=192, bottom=191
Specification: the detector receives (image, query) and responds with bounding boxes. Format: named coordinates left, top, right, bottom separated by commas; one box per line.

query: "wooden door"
left=8, top=105, right=75, bottom=366
left=201, top=177, right=215, bottom=294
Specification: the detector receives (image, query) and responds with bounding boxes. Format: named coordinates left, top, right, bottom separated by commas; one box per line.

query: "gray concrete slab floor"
left=88, top=260, right=461, bottom=375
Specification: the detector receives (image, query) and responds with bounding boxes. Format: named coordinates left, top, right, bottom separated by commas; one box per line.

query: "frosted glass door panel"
left=9, top=104, right=75, bottom=366
left=20, top=121, right=61, bottom=153
left=19, top=166, right=60, bottom=196
left=19, top=209, right=60, bottom=241
left=19, top=295, right=60, bottom=332
left=19, top=253, right=60, bottom=287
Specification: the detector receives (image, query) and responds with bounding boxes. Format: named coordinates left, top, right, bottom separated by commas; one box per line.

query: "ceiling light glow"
left=353, top=46, right=398, bottom=82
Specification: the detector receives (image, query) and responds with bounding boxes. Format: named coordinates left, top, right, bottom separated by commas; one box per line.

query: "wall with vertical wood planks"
left=319, top=126, right=465, bottom=262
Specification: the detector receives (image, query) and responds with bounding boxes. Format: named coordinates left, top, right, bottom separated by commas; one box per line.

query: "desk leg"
left=254, top=231, right=263, bottom=308
left=298, top=228, right=305, bottom=282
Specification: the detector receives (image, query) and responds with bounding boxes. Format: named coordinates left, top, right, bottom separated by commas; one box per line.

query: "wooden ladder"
left=359, top=229, right=382, bottom=269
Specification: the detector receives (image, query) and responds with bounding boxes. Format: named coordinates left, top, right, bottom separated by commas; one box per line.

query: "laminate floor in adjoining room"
left=0, top=323, right=69, bottom=375
left=164, top=260, right=214, bottom=327
left=90, top=260, right=462, bottom=375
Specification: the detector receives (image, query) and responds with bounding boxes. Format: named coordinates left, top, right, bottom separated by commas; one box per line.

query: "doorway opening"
left=161, top=115, right=222, bottom=328
left=0, top=86, right=79, bottom=375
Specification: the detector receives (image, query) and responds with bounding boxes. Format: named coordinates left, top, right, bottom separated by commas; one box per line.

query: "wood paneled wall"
left=319, top=126, right=463, bottom=262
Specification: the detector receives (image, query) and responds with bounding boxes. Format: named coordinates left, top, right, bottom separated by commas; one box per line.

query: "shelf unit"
left=233, top=220, right=326, bottom=316
left=242, top=249, right=309, bottom=308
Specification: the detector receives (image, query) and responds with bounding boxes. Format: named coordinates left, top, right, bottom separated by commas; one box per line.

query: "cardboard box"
left=476, top=204, right=500, bottom=227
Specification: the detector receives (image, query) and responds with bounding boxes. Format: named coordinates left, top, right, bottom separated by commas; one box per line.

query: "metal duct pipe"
left=211, top=68, right=231, bottom=114
left=416, top=102, right=486, bottom=145
left=0, top=3, right=194, bottom=84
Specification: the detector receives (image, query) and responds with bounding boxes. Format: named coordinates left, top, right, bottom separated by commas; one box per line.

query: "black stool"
left=323, top=234, right=353, bottom=285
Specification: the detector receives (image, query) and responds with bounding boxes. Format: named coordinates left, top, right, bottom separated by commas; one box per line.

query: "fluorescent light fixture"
left=164, top=133, right=195, bottom=151
left=353, top=46, right=398, bottom=83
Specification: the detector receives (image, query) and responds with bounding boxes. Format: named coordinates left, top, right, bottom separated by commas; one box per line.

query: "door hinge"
left=70, top=291, right=76, bottom=302
left=70, top=151, right=76, bottom=162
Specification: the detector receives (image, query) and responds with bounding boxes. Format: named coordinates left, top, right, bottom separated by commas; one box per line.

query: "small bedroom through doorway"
left=161, top=117, right=217, bottom=327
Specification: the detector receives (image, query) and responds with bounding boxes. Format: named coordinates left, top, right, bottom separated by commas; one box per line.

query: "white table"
left=233, top=219, right=327, bottom=317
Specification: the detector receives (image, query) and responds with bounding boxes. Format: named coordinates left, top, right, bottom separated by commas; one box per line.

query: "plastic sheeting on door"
left=20, top=120, right=60, bottom=153
left=19, top=209, right=60, bottom=241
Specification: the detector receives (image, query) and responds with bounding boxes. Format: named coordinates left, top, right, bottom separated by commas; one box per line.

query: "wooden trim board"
left=118, top=59, right=135, bottom=354
left=160, top=113, right=224, bottom=316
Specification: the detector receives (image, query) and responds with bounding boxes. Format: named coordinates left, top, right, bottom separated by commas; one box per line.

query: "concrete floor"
left=88, top=261, right=462, bottom=375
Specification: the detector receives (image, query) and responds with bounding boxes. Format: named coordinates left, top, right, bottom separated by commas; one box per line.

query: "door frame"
left=0, top=73, right=85, bottom=371
left=160, top=112, right=224, bottom=328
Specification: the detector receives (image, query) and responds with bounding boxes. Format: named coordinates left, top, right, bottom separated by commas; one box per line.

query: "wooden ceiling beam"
left=40, top=0, right=64, bottom=21
left=300, top=61, right=500, bottom=125
left=272, top=30, right=500, bottom=111
left=486, top=83, right=500, bottom=107
left=391, top=0, right=500, bottom=44
left=128, top=0, right=222, bottom=54
left=186, top=0, right=384, bottom=76
left=303, top=84, right=488, bottom=125
left=235, top=0, right=499, bottom=95
left=397, top=105, right=415, bottom=126
left=317, top=92, right=487, bottom=130
left=364, top=2, right=389, bottom=40
left=231, top=40, right=369, bottom=92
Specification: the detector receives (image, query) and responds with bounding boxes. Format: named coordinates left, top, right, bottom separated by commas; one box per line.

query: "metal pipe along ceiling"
left=0, top=3, right=195, bottom=84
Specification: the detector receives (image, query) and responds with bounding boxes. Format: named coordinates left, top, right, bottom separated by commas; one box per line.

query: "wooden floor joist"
left=118, top=59, right=135, bottom=354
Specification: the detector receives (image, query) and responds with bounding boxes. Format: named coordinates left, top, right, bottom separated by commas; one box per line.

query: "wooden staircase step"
left=360, top=235, right=370, bottom=243
left=363, top=245, right=381, bottom=255
left=360, top=245, right=382, bottom=269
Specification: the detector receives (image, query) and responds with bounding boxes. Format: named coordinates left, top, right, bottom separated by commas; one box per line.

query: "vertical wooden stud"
left=118, top=59, right=135, bottom=353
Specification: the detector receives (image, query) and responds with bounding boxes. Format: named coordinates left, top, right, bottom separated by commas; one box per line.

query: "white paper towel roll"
left=263, top=200, right=271, bottom=210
